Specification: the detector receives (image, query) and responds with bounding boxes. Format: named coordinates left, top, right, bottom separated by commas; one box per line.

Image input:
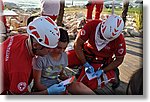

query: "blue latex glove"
left=94, top=69, right=104, bottom=78
left=47, top=83, right=66, bottom=95
left=83, top=62, right=94, bottom=73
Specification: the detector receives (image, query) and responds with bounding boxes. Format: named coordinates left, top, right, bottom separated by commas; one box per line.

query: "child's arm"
left=33, top=69, right=47, bottom=91
left=59, top=69, right=69, bottom=81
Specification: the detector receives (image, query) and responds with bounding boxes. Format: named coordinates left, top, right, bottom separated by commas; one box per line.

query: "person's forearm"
left=103, top=57, right=124, bottom=72
left=35, top=83, right=47, bottom=91
left=74, top=44, right=86, bottom=64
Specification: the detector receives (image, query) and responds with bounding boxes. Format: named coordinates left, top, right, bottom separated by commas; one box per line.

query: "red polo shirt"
left=2, top=34, right=33, bottom=94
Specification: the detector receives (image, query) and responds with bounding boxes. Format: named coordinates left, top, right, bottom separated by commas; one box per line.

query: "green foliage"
left=134, top=11, right=143, bottom=30
left=103, top=7, right=142, bottom=16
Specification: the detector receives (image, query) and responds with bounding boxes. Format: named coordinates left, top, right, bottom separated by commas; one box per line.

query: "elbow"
left=120, top=57, right=124, bottom=63
left=116, top=56, right=124, bottom=66
left=74, top=41, right=82, bottom=52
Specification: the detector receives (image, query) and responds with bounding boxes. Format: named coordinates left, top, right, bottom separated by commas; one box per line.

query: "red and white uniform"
left=86, top=0, right=104, bottom=20
left=40, top=0, right=60, bottom=21
left=67, top=20, right=126, bottom=90
left=1, top=35, right=33, bottom=94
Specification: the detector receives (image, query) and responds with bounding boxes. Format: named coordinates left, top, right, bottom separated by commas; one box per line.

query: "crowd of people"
left=0, top=0, right=143, bottom=95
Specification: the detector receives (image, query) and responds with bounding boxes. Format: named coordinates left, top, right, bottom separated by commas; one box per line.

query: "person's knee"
left=75, top=82, right=84, bottom=87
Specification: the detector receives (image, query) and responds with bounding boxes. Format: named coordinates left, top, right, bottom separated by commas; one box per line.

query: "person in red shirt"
left=86, top=0, right=104, bottom=21
left=26, top=0, right=60, bottom=27
left=1, top=16, right=66, bottom=95
left=40, top=0, right=60, bottom=21
left=67, top=15, right=126, bottom=90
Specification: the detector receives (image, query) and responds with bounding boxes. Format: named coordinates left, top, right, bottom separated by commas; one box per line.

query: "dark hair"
left=126, top=68, right=143, bottom=95
left=59, top=27, right=69, bottom=43
left=27, top=15, right=39, bottom=26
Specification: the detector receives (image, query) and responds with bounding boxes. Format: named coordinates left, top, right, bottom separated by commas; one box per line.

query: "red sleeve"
left=115, top=34, right=126, bottom=56
left=9, top=72, right=29, bottom=94
left=78, top=22, right=91, bottom=42
left=78, top=20, right=101, bottom=42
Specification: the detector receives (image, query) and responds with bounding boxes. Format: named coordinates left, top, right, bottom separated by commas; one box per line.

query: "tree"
left=122, top=0, right=129, bottom=26
left=57, top=0, right=65, bottom=26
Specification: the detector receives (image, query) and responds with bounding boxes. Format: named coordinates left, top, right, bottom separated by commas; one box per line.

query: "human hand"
left=47, top=83, right=66, bottom=95
left=84, top=62, right=94, bottom=73
left=94, top=70, right=104, bottom=78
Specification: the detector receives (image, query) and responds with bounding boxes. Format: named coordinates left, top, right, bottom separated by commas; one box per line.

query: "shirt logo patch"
left=80, top=29, right=86, bottom=36
left=118, top=48, right=124, bottom=55
left=17, top=82, right=27, bottom=92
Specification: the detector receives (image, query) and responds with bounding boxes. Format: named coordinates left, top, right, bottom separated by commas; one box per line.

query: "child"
left=32, top=28, right=95, bottom=95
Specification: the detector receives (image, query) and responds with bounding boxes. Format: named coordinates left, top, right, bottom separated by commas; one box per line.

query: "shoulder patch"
left=80, top=29, right=86, bottom=36
left=118, top=48, right=124, bottom=55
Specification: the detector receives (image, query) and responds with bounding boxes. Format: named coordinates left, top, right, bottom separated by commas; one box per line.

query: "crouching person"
left=1, top=16, right=68, bottom=95
left=67, top=15, right=126, bottom=91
